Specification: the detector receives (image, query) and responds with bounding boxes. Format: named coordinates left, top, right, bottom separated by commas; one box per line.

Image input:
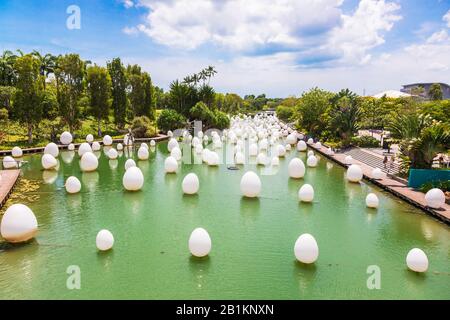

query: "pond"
left=0, top=142, right=449, bottom=299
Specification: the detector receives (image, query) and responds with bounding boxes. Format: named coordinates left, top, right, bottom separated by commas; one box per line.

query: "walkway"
left=344, top=147, right=400, bottom=175
left=0, top=169, right=20, bottom=209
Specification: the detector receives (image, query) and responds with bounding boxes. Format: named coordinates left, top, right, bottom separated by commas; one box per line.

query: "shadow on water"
left=182, top=193, right=199, bottom=209
left=240, top=197, right=260, bottom=221
left=123, top=191, right=145, bottom=215
left=0, top=238, right=38, bottom=251
left=293, top=261, right=318, bottom=293
left=288, top=178, right=302, bottom=196
left=97, top=249, right=115, bottom=269
left=189, top=255, right=211, bottom=289
left=164, top=173, right=178, bottom=190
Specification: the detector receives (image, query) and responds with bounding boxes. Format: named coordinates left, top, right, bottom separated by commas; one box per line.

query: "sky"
left=0, top=0, right=449, bottom=97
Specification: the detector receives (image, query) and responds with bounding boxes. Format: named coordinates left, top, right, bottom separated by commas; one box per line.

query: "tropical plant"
left=86, top=65, right=112, bottom=136
left=297, top=88, right=333, bottom=138
left=107, top=58, right=128, bottom=128
left=428, top=83, right=443, bottom=101
left=156, top=109, right=186, bottom=132
left=131, top=116, right=156, bottom=138
left=0, top=50, right=18, bottom=86
left=31, top=51, right=57, bottom=90
left=329, top=89, right=362, bottom=145
left=276, top=105, right=294, bottom=122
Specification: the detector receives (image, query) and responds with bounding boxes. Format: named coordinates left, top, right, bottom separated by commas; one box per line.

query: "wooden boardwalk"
left=0, top=169, right=20, bottom=209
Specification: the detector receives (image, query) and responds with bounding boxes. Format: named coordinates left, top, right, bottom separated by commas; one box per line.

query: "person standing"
left=383, top=155, right=388, bottom=169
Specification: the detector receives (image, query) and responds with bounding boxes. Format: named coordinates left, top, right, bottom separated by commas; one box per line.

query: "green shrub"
left=157, top=109, right=186, bottom=132
left=351, top=135, right=380, bottom=147
left=276, top=105, right=294, bottom=122
left=190, top=102, right=215, bottom=123
left=131, top=116, right=156, bottom=138
left=212, top=111, right=230, bottom=130
left=0, top=108, right=8, bottom=122
left=419, top=180, right=450, bottom=193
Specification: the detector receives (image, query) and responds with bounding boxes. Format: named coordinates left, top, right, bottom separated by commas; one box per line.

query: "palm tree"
left=0, top=50, right=18, bottom=86
left=330, top=89, right=362, bottom=144
left=32, top=51, right=57, bottom=90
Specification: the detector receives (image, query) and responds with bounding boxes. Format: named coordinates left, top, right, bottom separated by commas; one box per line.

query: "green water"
left=0, top=142, right=449, bottom=299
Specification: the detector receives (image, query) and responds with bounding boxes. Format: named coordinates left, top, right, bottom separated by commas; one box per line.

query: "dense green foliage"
left=156, top=109, right=187, bottom=132
left=276, top=105, right=294, bottom=122
left=131, top=116, right=156, bottom=138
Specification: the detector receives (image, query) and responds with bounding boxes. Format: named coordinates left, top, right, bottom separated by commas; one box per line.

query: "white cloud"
left=426, top=29, right=449, bottom=43
left=122, top=26, right=139, bottom=35
left=444, top=9, right=450, bottom=28
left=123, top=0, right=134, bottom=8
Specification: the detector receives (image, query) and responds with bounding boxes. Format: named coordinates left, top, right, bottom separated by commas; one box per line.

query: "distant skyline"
left=1, top=0, right=449, bottom=97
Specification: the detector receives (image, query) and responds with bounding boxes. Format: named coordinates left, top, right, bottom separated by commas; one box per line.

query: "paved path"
left=344, top=147, right=400, bottom=175
left=0, top=169, right=20, bottom=209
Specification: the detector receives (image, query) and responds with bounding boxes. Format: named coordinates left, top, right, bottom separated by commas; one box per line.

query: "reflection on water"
left=293, top=261, right=318, bottom=294
left=240, top=197, right=260, bottom=222
left=109, top=160, right=118, bottom=170
left=189, top=255, right=211, bottom=290
left=42, top=170, right=58, bottom=184
left=97, top=249, right=115, bottom=270
left=61, top=151, right=75, bottom=164
left=82, top=171, right=99, bottom=191
left=93, top=151, right=101, bottom=159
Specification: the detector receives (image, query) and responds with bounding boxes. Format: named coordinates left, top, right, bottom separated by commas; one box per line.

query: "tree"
left=276, top=105, right=294, bottom=122
left=142, top=72, right=155, bottom=119
left=157, top=109, right=187, bottom=132
left=31, top=51, right=56, bottom=90
left=360, top=97, right=385, bottom=131
left=198, top=84, right=215, bottom=108
left=0, top=86, right=15, bottom=111
left=87, top=65, right=111, bottom=136
left=126, top=65, right=154, bottom=119
left=12, top=55, right=43, bottom=143
left=329, top=89, right=362, bottom=144
left=428, top=83, right=443, bottom=101
left=169, top=79, right=198, bottom=117
left=0, top=50, right=18, bottom=86
left=297, top=88, right=333, bottom=137
left=107, top=58, right=128, bottom=128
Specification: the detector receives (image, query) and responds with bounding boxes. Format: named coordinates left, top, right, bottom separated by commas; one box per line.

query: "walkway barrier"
left=408, top=169, right=450, bottom=189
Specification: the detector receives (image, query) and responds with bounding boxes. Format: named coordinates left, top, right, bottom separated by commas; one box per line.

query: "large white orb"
left=125, top=159, right=136, bottom=171
left=240, top=171, right=262, bottom=198
left=78, top=142, right=92, bottom=157
left=286, top=133, right=297, bottom=145
left=96, top=229, right=114, bottom=251
left=424, top=188, right=445, bottom=209
left=256, top=153, right=268, bottom=166
left=307, top=138, right=314, bottom=144
left=116, top=143, right=124, bottom=151
left=150, top=140, right=156, bottom=147
left=297, top=140, right=307, bottom=152
left=298, top=184, right=314, bottom=202
left=285, top=144, right=292, bottom=151
left=108, top=148, right=118, bottom=160
left=307, top=150, right=314, bottom=157
left=3, top=156, right=18, bottom=169
left=65, top=176, right=81, bottom=194
left=60, top=131, right=73, bottom=145
left=12, top=146, right=23, bottom=158
left=315, top=142, right=322, bottom=148
left=165, top=156, right=178, bottom=173
left=123, top=166, right=144, bottom=191
left=207, top=151, right=219, bottom=166
left=197, top=131, right=204, bottom=139
left=68, top=143, right=75, bottom=151
left=271, top=156, right=279, bottom=166
left=91, top=141, right=101, bottom=151
left=306, top=155, right=318, bottom=167
left=41, top=154, right=58, bottom=170
left=44, top=142, right=59, bottom=158
left=140, top=142, right=148, bottom=150
left=86, top=134, right=94, bottom=143
left=0, top=204, right=38, bottom=243
left=406, top=248, right=429, bottom=273
left=372, top=168, right=384, bottom=180
left=80, top=152, right=98, bottom=172
left=344, top=155, right=353, bottom=165
left=259, top=139, right=268, bottom=151
left=103, top=135, right=113, bottom=146
left=168, top=138, right=179, bottom=152
left=249, top=143, right=258, bottom=156
left=346, top=164, right=363, bottom=182
left=182, top=173, right=200, bottom=195
left=294, top=233, right=319, bottom=264
left=170, top=146, right=182, bottom=161
left=235, top=151, right=245, bottom=165
left=189, top=228, right=211, bottom=257
left=366, top=193, right=379, bottom=208
left=138, top=147, right=150, bottom=160
left=277, top=145, right=286, bottom=157
left=288, top=158, right=305, bottom=178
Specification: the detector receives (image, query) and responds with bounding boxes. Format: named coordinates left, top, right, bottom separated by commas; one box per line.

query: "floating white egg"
left=108, top=148, right=118, bottom=160
left=138, top=147, right=150, bottom=160
left=125, top=159, right=136, bottom=171
left=288, top=158, right=305, bottom=178
left=240, top=171, right=261, bottom=198
left=12, top=146, right=23, bottom=158
left=346, top=164, right=363, bottom=182
left=182, top=173, right=200, bottom=195
left=170, top=146, right=182, bottom=161
left=424, top=188, right=445, bottom=209
left=315, top=142, right=322, bottom=148
left=123, top=134, right=133, bottom=146
left=297, top=140, right=307, bottom=152
left=103, top=135, right=113, bottom=146
left=298, top=184, right=314, bottom=202
left=235, top=151, right=245, bottom=165
left=189, top=228, right=211, bottom=257
left=294, top=233, right=319, bottom=264
left=256, top=153, right=268, bottom=166
left=92, top=141, right=101, bottom=151
left=96, top=229, right=114, bottom=251
left=150, top=140, right=156, bottom=147
left=307, top=138, right=314, bottom=144
left=41, top=154, right=58, bottom=170
left=65, top=176, right=81, bottom=194
left=198, top=131, right=203, bottom=139
left=285, top=144, right=292, bottom=151
left=140, top=142, right=149, bottom=150
left=195, top=144, right=203, bottom=154
left=271, top=156, right=279, bottom=166
left=2, top=156, right=18, bottom=169
left=344, top=155, right=353, bottom=165
left=168, top=138, right=179, bottom=152
left=249, top=143, right=258, bottom=156
left=371, top=168, right=384, bottom=180
left=406, top=248, right=428, bottom=273
left=123, top=166, right=144, bottom=191
left=307, top=150, right=314, bottom=157
left=116, top=143, right=124, bottom=151
left=207, top=151, right=219, bottom=166
left=277, top=145, right=286, bottom=157
left=44, top=142, right=59, bottom=158
left=168, top=130, right=173, bottom=138
left=86, top=134, right=94, bottom=143
left=0, top=204, right=38, bottom=243
left=306, top=155, right=318, bottom=167
left=325, top=147, right=334, bottom=155
left=68, top=143, right=75, bottom=151
left=60, top=131, right=73, bottom=145
left=203, top=135, right=209, bottom=143
left=80, top=152, right=98, bottom=172
left=366, top=193, right=379, bottom=208
left=286, top=133, right=297, bottom=145
left=165, top=156, right=178, bottom=173
left=78, top=142, right=92, bottom=157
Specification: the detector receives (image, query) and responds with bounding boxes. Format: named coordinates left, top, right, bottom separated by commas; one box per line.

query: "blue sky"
left=1, top=0, right=449, bottom=97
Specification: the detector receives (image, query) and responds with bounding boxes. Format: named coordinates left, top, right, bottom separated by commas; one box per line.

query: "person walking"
left=383, top=155, right=388, bottom=169
left=389, top=155, right=395, bottom=170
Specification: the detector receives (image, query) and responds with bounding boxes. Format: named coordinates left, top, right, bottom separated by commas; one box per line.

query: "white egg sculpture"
left=123, top=166, right=144, bottom=191
left=44, top=142, right=59, bottom=158
left=41, top=154, right=58, bottom=170
left=326, top=147, right=334, bottom=155
left=182, top=173, right=200, bottom=195
left=406, top=248, right=429, bottom=273
left=168, top=138, right=178, bottom=152
left=306, top=155, right=318, bottom=167
left=297, top=140, right=307, bottom=152
left=123, top=134, right=133, bottom=146
left=2, top=156, right=18, bottom=169
left=249, top=143, right=258, bottom=156
left=277, top=145, right=286, bottom=157
left=140, top=142, right=149, bottom=150
left=103, top=135, right=113, bottom=146
left=96, top=229, right=114, bottom=251
left=286, top=133, right=297, bottom=145
left=195, top=144, right=203, bottom=154
left=68, top=143, right=75, bottom=151
left=60, top=131, right=73, bottom=145
left=424, top=188, right=445, bottom=209
left=165, top=156, right=178, bottom=173
left=271, top=156, right=279, bottom=166
left=346, top=164, right=363, bottom=183
left=315, top=142, right=322, bottom=148
left=167, top=130, right=173, bottom=137
left=12, top=147, right=23, bottom=158
left=371, top=168, right=384, bottom=180
left=65, top=176, right=81, bottom=194
left=235, top=152, right=245, bottom=165
left=298, top=184, right=314, bottom=202
left=366, top=193, right=379, bottom=208
left=307, top=150, right=314, bottom=157
left=108, top=148, right=118, bottom=160
left=86, top=134, right=94, bottom=143
left=197, top=131, right=203, bottom=138
left=91, top=141, right=101, bottom=151
left=285, top=144, right=292, bottom=151
left=344, top=155, right=353, bottom=165
left=240, top=171, right=261, bottom=198
left=294, top=233, right=319, bottom=264
left=138, top=147, right=150, bottom=160
left=150, top=140, right=156, bottom=147
left=207, top=151, right=219, bottom=166
left=80, top=152, right=98, bottom=172
left=116, top=143, right=123, bottom=151
left=170, top=146, right=182, bottom=161
left=189, top=227, right=211, bottom=257
left=125, top=159, right=136, bottom=171
left=0, top=204, right=38, bottom=243
left=78, top=142, right=92, bottom=157
left=288, top=158, right=305, bottom=179
left=307, top=138, right=314, bottom=145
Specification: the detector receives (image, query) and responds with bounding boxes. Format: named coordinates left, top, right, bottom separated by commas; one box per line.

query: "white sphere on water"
left=198, top=131, right=204, bottom=139
left=297, top=140, right=307, bottom=151
left=307, top=150, right=314, bottom=157
left=344, top=155, right=353, bottom=165
left=406, top=248, right=428, bottom=273
left=140, top=142, right=149, bottom=150
left=195, top=144, right=203, bottom=154
left=167, top=130, right=173, bottom=137
left=60, top=131, right=73, bottom=145
left=203, top=135, right=209, bottom=143
left=202, top=149, right=210, bottom=163
left=12, top=146, right=23, bottom=158
left=326, top=147, right=334, bottom=155
left=2, top=156, right=18, bottom=169
left=103, top=135, right=113, bottom=146
left=346, top=164, right=363, bottom=182
left=207, top=151, right=219, bottom=166
left=41, top=154, right=58, bottom=170
left=271, top=156, right=279, bottom=166
left=256, top=153, right=267, bottom=166
left=307, top=155, right=318, bottom=167
left=123, top=134, right=133, bottom=146
left=249, top=143, right=258, bottom=156
left=65, top=176, right=81, bottom=194
left=366, top=193, right=379, bottom=208
left=294, top=233, right=319, bottom=264
left=123, top=166, right=144, bottom=191
left=150, top=140, right=156, bottom=147
left=108, top=148, right=118, bottom=160
left=68, top=143, right=75, bottom=151
left=170, top=147, right=182, bottom=161
left=0, top=204, right=38, bottom=243
left=117, top=143, right=124, bottom=151
left=165, top=156, right=178, bottom=173
left=288, top=158, right=306, bottom=178
left=91, top=141, right=101, bottom=151
left=298, top=184, right=314, bottom=202
left=182, top=173, right=200, bottom=195
left=285, top=144, right=292, bottom=151
left=78, top=142, right=92, bottom=157
left=371, top=168, right=384, bottom=180
left=125, top=159, right=136, bottom=171
left=44, top=142, right=59, bottom=158
left=286, top=133, right=297, bottom=145
left=235, top=151, right=245, bottom=165
left=138, top=147, right=150, bottom=160
left=277, top=145, right=286, bottom=157
left=307, top=138, right=314, bottom=144
left=424, top=188, right=445, bottom=209
left=80, top=152, right=98, bottom=172
left=86, top=134, right=94, bottom=143
left=96, top=229, right=114, bottom=251
left=189, top=228, right=211, bottom=257
left=240, top=171, right=262, bottom=198
left=259, top=139, right=268, bottom=151
left=192, top=137, right=200, bottom=147
left=168, top=138, right=178, bottom=152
